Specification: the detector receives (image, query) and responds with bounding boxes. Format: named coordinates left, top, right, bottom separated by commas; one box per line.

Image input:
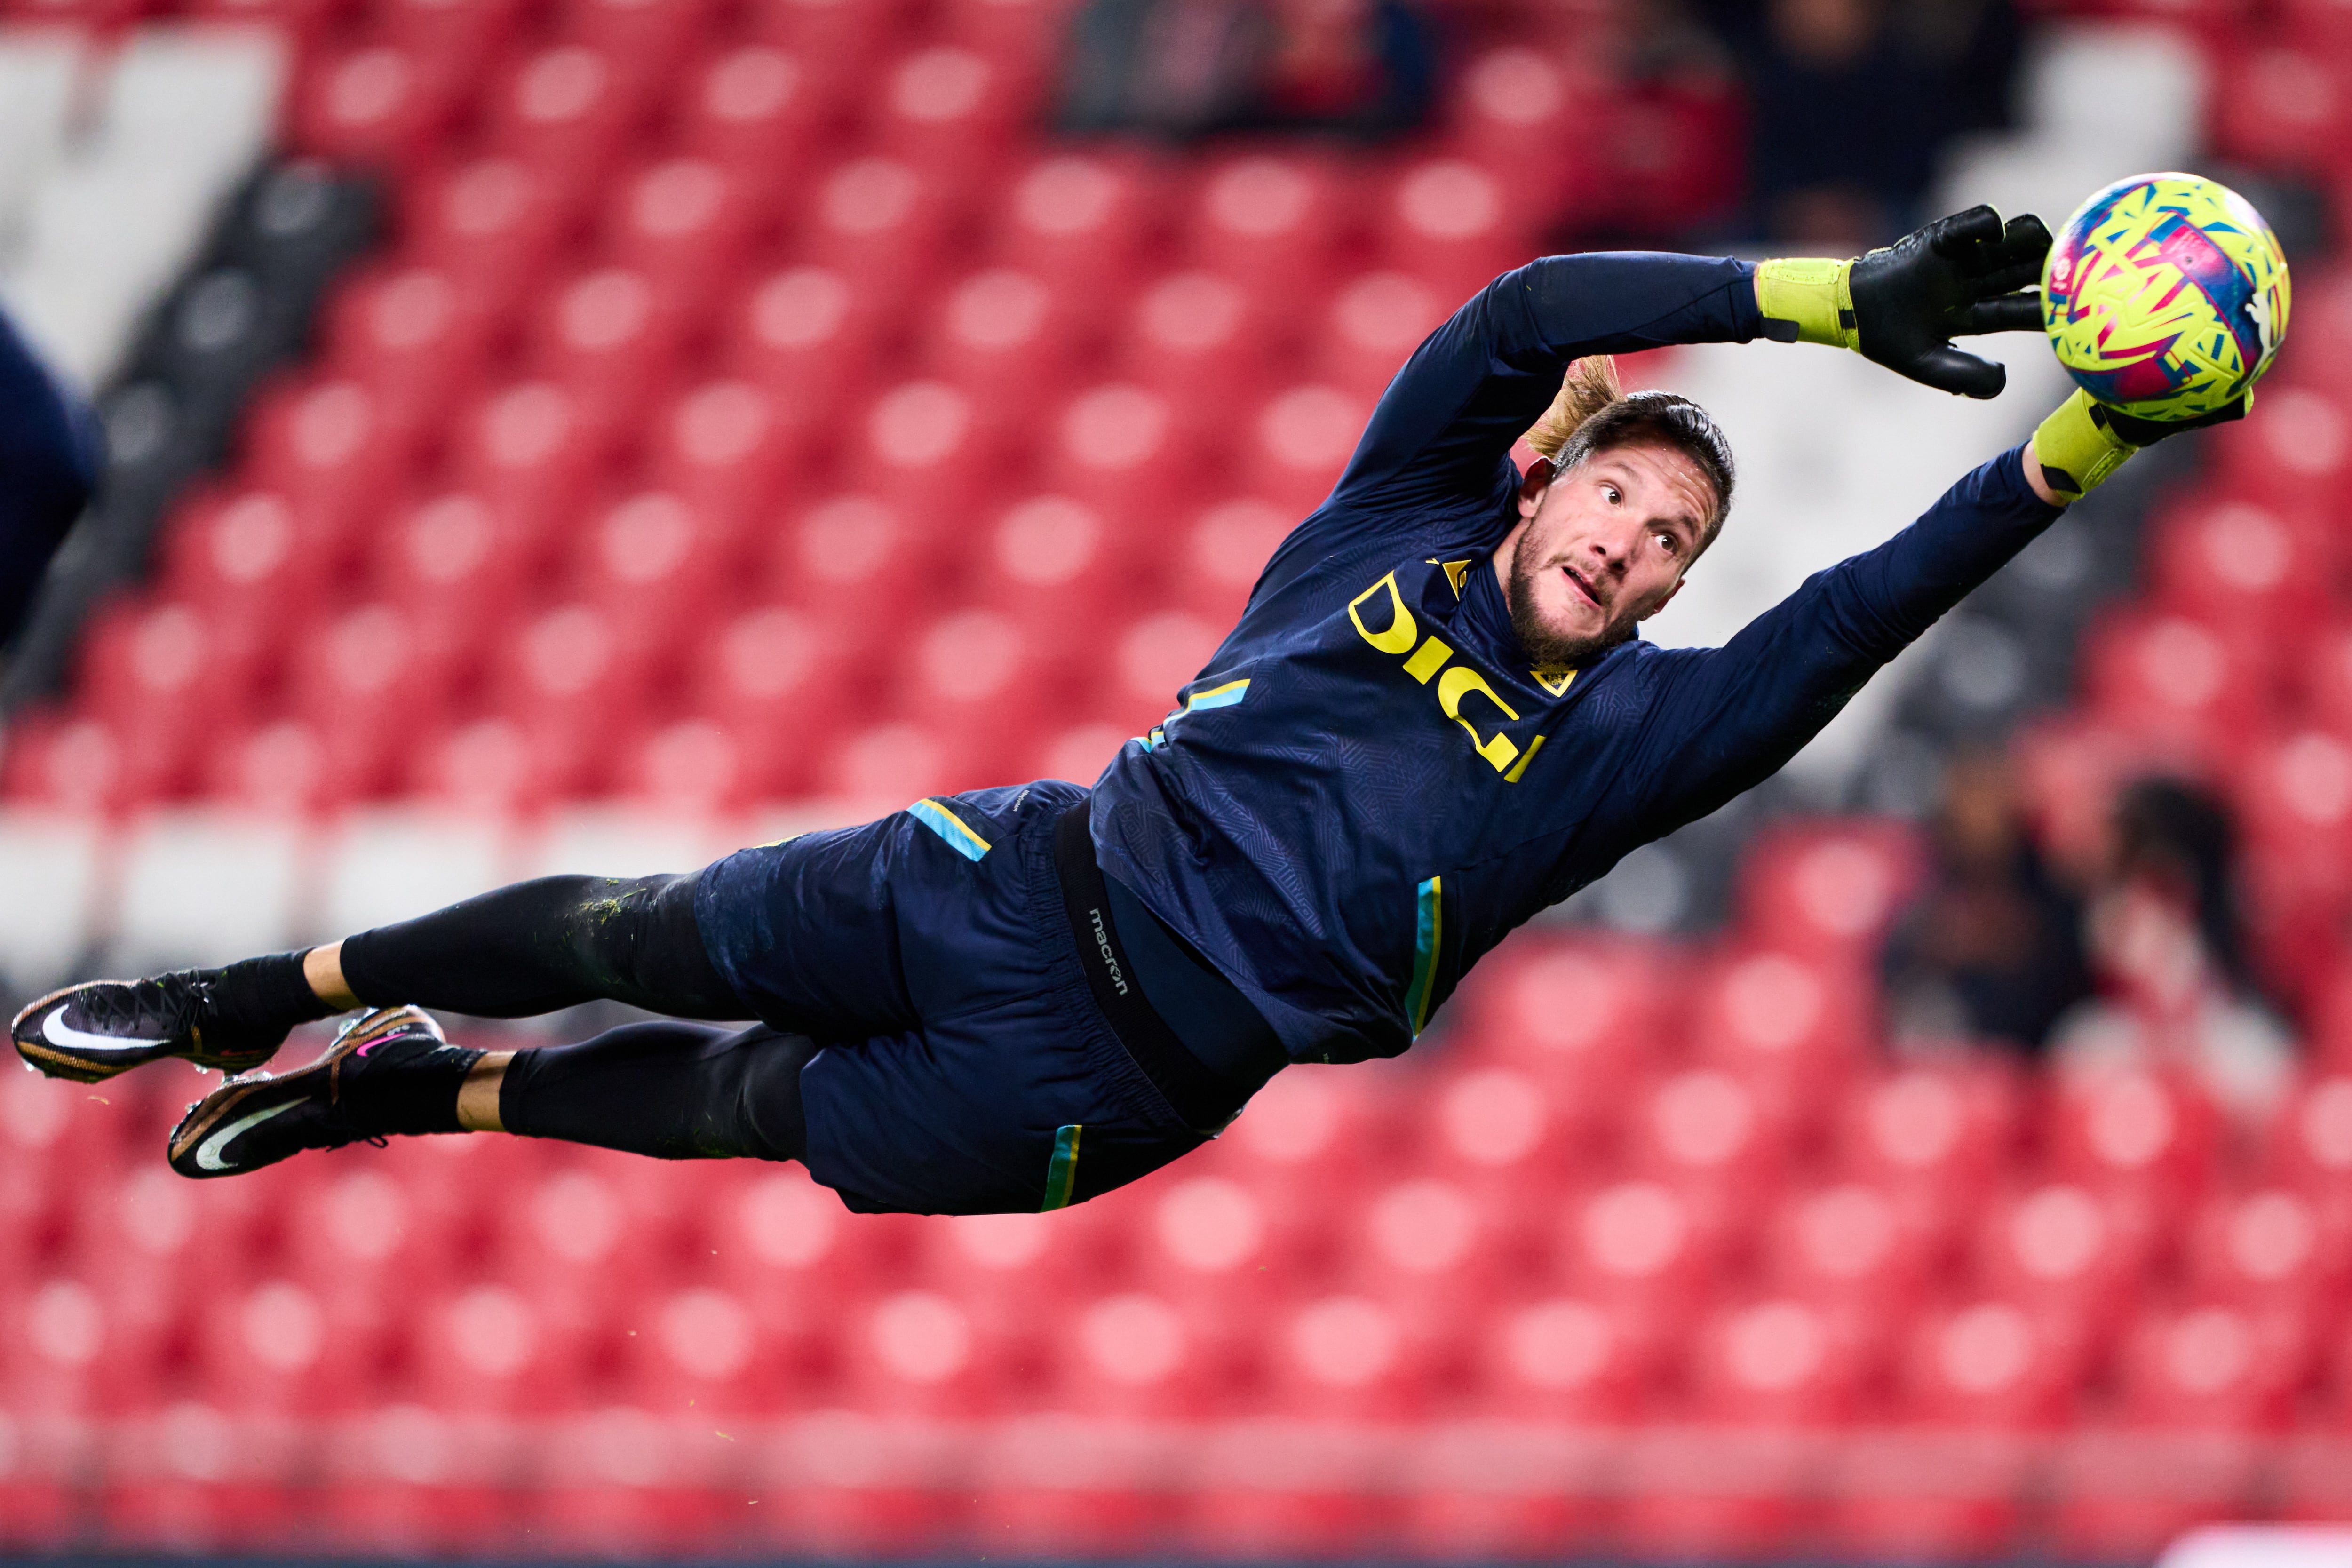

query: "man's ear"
left=1517, top=456, right=1555, bottom=520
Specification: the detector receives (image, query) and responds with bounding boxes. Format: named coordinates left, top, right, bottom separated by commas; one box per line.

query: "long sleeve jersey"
left=0, top=307, right=100, bottom=643
left=1086, top=252, right=2065, bottom=1067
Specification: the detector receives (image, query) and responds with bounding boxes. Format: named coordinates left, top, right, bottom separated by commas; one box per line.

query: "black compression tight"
left=499, top=1021, right=816, bottom=1162
left=337, top=873, right=742, bottom=1021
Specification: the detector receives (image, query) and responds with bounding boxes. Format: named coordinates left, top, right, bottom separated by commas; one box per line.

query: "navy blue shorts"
left=691, top=780, right=1207, bottom=1215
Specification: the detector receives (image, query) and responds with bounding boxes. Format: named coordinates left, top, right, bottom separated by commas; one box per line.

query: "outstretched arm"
left=1327, top=207, right=2051, bottom=518
left=0, top=306, right=101, bottom=645
left=1328, top=250, right=1763, bottom=512
left=1606, top=444, right=2062, bottom=844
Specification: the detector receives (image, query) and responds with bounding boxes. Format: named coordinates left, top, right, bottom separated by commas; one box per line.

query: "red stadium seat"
left=1160, top=496, right=1294, bottom=626
left=91, top=1481, right=302, bottom=1556
left=1186, top=153, right=1352, bottom=287
left=926, top=270, right=1084, bottom=420
left=0, top=1274, right=172, bottom=1417
left=1205, top=1064, right=1394, bottom=1193
left=279, top=603, right=460, bottom=797
left=682, top=607, right=857, bottom=796
left=2115, top=1299, right=2311, bottom=1431
left=1622, top=1069, right=1787, bottom=1226
left=483, top=603, right=652, bottom=734
left=366, top=489, right=548, bottom=662
left=404, top=157, right=589, bottom=321
left=872, top=45, right=1027, bottom=179
left=851, top=379, right=1012, bottom=516
left=78, top=597, right=263, bottom=758
left=2078, top=605, right=2272, bottom=750
left=1313, top=271, right=1450, bottom=401
left=158, top=486, right=349, bottom=627
left=1688, top=1296, right=1873, bottom=1425
left=722, top=264, right=888, bottom=433
left=564, top=492, right=743, bottom=659
left=677, top=45, right=844, bottom=185
left=1973, top=1182, right=2147, bottom=1337
left=800, top=156, right=969, bottom=304
left=1760, top=1180, right=1939, bottom=1323
left=2211, top=45, right=2347, bottom=177
left=2273, top=1071, right=2352, bottom=1186
left=1376, top=159, right=1530, bottom=300
left=833, top=1288, right=1001, bottom=1416
left=1109, top=610, right=1225, bottom=717
left=1732, top=818, right=1925, bottom=961
left=1037, top=381, right=1202, bottom=519
left=194, top=1277, right=373, bottom=1413
left=614, top=1284, right=778, bottom=1413
left=241, top=376, right=413, bottom=534
left=524, top=266, right=687, bottom=434
left=1899, top=1297, right=2087, bottom=1428
left=1256, top=1292, right=1449, bottom=1421
left=402, top=1280, right=590, bottom=1414
left=1238, top=382, right=1373, bottom=512
left=1045, top=1290, right=1226, bottom=1419
left=1453, top=932, right=1677, bottom=1103
left=881, top=607, right=1063, bottom=783
left=602, top=158, right=771, bottom=318
left=481, top=43, right=655, bottom=188
left=292, top=42, right=466, bottom=175
left=746, top=0, right=921, bottom=67
left=1114, top=270, right=1281, bottom=423
left=2298, top=621, right=2352, bottom=737
left=992, top=153, right=1161, bottom=302
left=1330, top=1174, right=1517, bottom=1317
left=1444, top=46, right=1613, bottom=219
left=915, top=1209, right=1106, bottom=1369
left=966, top=1486, right=1171, bottom=1561
left=1125, top=1173, right=1333, bottom=1343
left=1687, top=947, right=1871, bottom=1110
left=644, top=380, right=812, bottom=525
left=2045, top=1064, right=2219, bottom=1205
left=380, top=0, right=529, bottom=60
left=825, top=720, right=958, bottom=804
left=446, top=380, right=619, bottom=533
left=2188, top=1185, right=2349, bottom=1324
left=562, top=0, right=721, bottom=83
left=709, top=1167, right=892, bottom=1367
left=2213, top=385, right=2352, bottom=517
left=2146, top=493, right=2333, bottom=645
left=1470, top=1291, right=1659, bottom=1421
left=320, top=263, right=500, bottom=435
left=965, top=494, right=1141, bottom=660
left=1837, top=1060, right=2025, bottom=1193
left=1553, top=1179, right=1720, bottom=1332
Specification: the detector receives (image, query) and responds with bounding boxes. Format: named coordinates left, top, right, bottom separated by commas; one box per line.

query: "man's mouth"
left=1561, top=565, right=1602, bottom=610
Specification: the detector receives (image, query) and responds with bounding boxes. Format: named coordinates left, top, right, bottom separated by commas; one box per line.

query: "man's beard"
left=1506, top=546, right=1632, bottom=669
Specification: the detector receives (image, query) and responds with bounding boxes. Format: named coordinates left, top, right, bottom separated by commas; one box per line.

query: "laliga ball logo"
left=2042, top=173, right=2291, bottom=422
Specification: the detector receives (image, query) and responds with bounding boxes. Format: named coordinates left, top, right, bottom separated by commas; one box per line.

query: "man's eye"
left=1656, top=532, right=1679, bottom=555
left=1603, top=486, right=1621, bottom=503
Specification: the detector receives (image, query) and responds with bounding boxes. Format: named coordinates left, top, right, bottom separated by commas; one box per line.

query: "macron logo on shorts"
left=1088, top=908, right=1128, bottom=996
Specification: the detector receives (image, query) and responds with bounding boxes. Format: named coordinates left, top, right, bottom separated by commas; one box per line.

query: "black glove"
left=1755, top=206, right=2052, bottom=399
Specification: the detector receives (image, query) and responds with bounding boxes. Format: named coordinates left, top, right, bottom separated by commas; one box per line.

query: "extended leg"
left=13, top=870, right=745, bottom=1084
left=166, top=1011, right=815, bottom=1177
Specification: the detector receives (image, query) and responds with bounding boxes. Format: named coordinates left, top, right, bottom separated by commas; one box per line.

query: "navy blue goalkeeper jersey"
left=1086, top=251, right=2063, bottom=1068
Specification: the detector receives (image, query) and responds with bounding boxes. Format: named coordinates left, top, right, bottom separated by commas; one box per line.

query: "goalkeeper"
left=16, top=208, right=2232, bottom=1212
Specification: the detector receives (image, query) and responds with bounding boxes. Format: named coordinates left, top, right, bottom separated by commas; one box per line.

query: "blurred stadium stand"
left=0, top=0, right=2350, bottom=1560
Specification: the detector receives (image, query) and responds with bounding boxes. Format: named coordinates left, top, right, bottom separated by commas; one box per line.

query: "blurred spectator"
left=2048, top=778, right=2296, bottom=1118
left=1880, top=749, right=2091, bottom=1055
left=1058, top=0, right=1436, bottom=141
left=1695, top=0, right=2021, bottom=248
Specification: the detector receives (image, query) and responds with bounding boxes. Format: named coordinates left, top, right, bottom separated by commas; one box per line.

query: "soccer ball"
left=2042, top=172, right=2290, bottom=422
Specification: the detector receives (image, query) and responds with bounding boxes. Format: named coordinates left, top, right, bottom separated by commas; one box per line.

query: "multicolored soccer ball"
left=2042, top=173, right=2290, bottom=422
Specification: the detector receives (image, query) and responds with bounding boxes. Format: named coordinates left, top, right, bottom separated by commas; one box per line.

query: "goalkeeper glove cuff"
left=2032, top=390, right=2139, bottom=503
left=1754, top=258, right=1861, bottom=352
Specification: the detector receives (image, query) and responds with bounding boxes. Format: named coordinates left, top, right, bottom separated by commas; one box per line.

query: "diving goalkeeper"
left=15, top=208, right=2228, bottom=1213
